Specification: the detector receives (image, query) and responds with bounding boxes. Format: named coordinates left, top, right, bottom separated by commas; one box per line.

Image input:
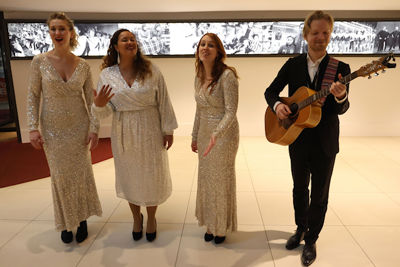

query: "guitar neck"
left=297, top=71, right=358, bottom=110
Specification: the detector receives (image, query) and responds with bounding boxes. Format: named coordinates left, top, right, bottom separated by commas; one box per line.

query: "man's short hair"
left=303, top=11, right=334, bottom=38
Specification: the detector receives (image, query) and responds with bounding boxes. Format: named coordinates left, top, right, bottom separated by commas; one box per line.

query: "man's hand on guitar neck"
left=275, top=103, right=292, bottom=120
left=330, top=73, right=347, bottom=102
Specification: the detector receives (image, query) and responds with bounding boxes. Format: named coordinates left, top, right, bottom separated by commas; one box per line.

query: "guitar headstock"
left=356, top=53, right=396, bottom=78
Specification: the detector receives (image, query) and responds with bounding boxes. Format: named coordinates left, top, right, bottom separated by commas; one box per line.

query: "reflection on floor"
left=0, top=136, right=399, bottom=267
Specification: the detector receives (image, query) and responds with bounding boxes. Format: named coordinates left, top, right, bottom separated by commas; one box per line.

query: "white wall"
left=12, top=55, right=400, bottom=143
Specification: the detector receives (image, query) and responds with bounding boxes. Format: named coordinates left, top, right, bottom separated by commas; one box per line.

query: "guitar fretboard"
left=297, top=71, right=358, bottom=110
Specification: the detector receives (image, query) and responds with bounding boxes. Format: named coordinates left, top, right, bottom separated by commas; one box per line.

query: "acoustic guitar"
left=265, top=53, right=396, bottom=146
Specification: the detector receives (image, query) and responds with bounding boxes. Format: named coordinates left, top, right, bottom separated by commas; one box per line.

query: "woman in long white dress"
left=92, top=29, right=177, bottom=242
left=27, top=12, right=102, bottom=244
left=191, top=33, right=239, bottom=244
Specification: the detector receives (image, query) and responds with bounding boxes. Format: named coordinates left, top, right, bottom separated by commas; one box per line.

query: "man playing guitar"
left=264, top=10, right=349, bottom=266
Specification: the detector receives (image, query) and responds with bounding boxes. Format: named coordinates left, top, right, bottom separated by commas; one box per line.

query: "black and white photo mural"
left=7, top=20, right=400, bottom=58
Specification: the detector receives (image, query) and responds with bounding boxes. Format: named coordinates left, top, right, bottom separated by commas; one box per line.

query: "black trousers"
left=289, top=138, right=336, bottom=244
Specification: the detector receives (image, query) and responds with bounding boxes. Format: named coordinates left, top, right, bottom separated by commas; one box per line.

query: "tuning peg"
left=368, top=75, right=372, bottom=79
left=374, top=72, right=379, bottom=76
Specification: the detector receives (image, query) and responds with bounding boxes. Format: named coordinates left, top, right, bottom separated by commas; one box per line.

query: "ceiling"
left=1, top=0, right=400, bottom=13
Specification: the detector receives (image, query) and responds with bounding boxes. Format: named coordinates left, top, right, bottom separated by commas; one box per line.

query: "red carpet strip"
left=0, top=138, right=112, bottom=188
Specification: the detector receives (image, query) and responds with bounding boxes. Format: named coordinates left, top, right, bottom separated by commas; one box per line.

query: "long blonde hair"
left=47, top=12, right=78, bottom=50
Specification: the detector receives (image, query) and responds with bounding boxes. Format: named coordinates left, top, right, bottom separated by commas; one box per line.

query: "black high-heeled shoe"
left=204, top=232, right=214, bottom=242
left=146, top=218, right=157, bottom=242
left=61, top=230, right=73, bottom=243
left=76, top=220, right=88, bottom=243
left=132, top=213, right=143, bottom=241
left=214, top=236, right=226, bottom=244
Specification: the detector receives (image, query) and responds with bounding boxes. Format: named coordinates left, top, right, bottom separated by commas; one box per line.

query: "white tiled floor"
left=1, top=136, right=400, bottom=267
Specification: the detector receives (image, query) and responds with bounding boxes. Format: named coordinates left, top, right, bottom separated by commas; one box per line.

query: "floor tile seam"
left=104, top=221, right=185, bottom=226
left=241, top=143, right=276, bottom=266
left=341, top=223, right=377, bottom=267
left=251, top=191, right=292, bottom=193
left=0, top=218, right=33, bottom=222
left=0, top=219, right=34, bottom=251
left=330, top=192, right=399, bottom=195
left=368, top=142, right=400, bottom=166
left=324, top=204, right=400, bottom=227
left=104, top=199, right=123, bottom=223
left=328, top=205, right=377, bottom=266
left=1, top=188, right=52, bottom=193
left=75, top=220, right=108, bottom=267
left=32, top=202, right=53, bottom=221
left=384, top=193, right=400, bottom=209
left=340, top=156, right=386, bottom=194
left=2, top=187, right=51, bottom=191
left=340, top=224, right=400, bottom=227
left=330, top=190, right=400, bottom=210
left=173, top=166, right=197, bottom=267
left=263, top=224, right=297, bottom=227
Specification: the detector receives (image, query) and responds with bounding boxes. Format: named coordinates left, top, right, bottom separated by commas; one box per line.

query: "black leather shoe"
left=76, top=220, right=88, bottom=243
left=146, top=218, right=157, bottom=242
left=286, top=230, right=305, bottom=250
left=204, top=232, right=214, bottom=242
left=301, top=243, right=316, bottom=266
left=61, top=230, right=73, bottom=243
left=132, top=213, right=143, bottom=241
left=214, top=236, right=226, bottom=244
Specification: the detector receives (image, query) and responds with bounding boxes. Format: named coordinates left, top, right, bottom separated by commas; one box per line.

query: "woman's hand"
left=203, top=135, right=217, bottom=157
left=191, top=140, right=198, bottom=153
left=93, top=85, right=114, bottom=107
left=29, top=130, right=44, bottom=150
left=87, top=132, right=99, bottom=151
left=163, top=135, right=173, bottom=150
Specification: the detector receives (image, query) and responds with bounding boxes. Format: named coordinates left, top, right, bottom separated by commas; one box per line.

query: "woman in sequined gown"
left=92, top=29, right=178, bottom=242
left=191, top=33, right=239, bottom=244
left=27, top=12, right=102, bottom=244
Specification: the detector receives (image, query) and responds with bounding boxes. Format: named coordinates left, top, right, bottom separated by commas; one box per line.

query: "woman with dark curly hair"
left=191, top=33, right=239, bottom=244
left=92, top=29, right=177, bottom=242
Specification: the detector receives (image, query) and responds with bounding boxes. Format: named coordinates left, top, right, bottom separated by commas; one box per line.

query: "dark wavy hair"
left=195, top=33, right=238, bottom=93
left=101, top=29, right=152, bottom=82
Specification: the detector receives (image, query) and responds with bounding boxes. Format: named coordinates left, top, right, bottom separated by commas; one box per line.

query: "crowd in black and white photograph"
left=7, top=20, right=400, bottom=57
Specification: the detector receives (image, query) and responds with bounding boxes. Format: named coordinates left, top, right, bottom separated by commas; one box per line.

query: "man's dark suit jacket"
left=264, top=54, right=350, bottom=157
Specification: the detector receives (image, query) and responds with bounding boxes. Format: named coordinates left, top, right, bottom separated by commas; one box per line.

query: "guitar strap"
left=321, top=57, right=339, bottom=91
left=318, top=57, right=339, bottom=105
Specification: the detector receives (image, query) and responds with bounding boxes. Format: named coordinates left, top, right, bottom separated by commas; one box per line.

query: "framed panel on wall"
left=6, top=20, right=400, bottom=58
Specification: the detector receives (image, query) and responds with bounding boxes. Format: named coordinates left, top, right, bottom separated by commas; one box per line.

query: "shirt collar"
left=306, top=53, right=327, bottom=67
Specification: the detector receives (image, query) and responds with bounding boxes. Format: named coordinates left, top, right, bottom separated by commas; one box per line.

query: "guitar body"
left=264, top=53, right=396, bottom=145
left=265, top=86, right=322, bottom=145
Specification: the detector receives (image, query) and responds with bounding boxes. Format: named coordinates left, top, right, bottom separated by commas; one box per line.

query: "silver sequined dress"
left=27, top=53, right=102, bottom=231
left=192, top=69, right=239, bottom=236
left=92, top=64, right=178, bottom=206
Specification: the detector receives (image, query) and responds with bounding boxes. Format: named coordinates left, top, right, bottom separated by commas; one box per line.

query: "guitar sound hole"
left=289, top=103, right=299, bottom=115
